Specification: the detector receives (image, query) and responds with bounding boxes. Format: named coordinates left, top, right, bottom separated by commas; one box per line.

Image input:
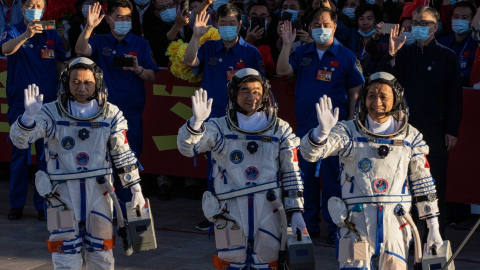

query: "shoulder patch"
left=150, top=51, right=157, bottom=65
left=355, top=60, right=363, bottom=73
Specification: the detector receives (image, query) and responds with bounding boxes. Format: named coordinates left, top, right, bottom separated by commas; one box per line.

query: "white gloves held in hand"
left=22, top=84, right=43, bottom=126
left=291, top=212, right=306, bottom=235
left=312, top=95, right=339, bottom=143
left=189, top=88, right=213, bottom=131
left=426, top=217, right=444, bottom=250
left=130, top=183, right=146, bottom=212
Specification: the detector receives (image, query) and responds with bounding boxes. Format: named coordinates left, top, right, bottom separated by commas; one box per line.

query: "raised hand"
left=23, top=20, right=43, bottom=39
left=373, top=22, right=383, bottom=40
left=190, top=88, right=213, bottom=130
left=389, top=24, right=406, bottom=56
left=193, top=11, right=211, bottom=38
left=282, top=20, right=297, bottom=45
left=312, top=95, right=339, bottom=142
left=24, top=84, right=43, bottom=118
left=87, top=2, right=105, bottom=29
left=174, top=8, right=190, bottom=30
left=245, top=25, right=264, bottom=43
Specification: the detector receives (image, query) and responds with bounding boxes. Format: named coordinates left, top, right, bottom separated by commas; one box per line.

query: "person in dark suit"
left=129, top=0, right=151, bottom=37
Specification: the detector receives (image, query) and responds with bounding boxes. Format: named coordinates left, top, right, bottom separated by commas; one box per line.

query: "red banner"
left=0, top=59, right=477, bottom=204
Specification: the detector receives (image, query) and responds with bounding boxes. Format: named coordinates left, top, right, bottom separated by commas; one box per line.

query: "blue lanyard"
left=457, top=35, right=471, bottom=60
left=0, top=3, right=12, bottom=25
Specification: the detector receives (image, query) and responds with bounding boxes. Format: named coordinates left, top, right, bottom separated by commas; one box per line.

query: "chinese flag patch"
left=122, top=130, right=129, bottom=144
left=292, top=148, right=299, bottom=162
left=424, top=154, right=430, bottom=168
left=330, top=61, right=339, bottom=67
left=46, top=40, right=54, bottom=46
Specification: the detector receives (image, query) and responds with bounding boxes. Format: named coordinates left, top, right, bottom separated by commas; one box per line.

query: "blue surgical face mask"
left=159, top=8, right=177, bottom=23
left=358, top=28, right=375, bottom=37
left=218, top=25, right=238, bottom=41
left=411, top=24, right=434, bottom=42
left=342, top=8, right=355, bottom=20
left=312, top=27, right=332, bottom=44
left=82, top=3, right=90, bottom=18
left=450, top=0, right=457, bottom=5
left=112, top=20, right=132, bottom=36
left=281, top=9, right=299, bottom=23
left=366, top=0, right=375, bottom=4
left=451, top=19, right=470, bottom=35
left=134, top=0, right=150, bottom=5
left=213, top=0, right=229, bottom=12
left=25, top=8, right=44, bottom=22
left=402, top=32, right=415, bottom=45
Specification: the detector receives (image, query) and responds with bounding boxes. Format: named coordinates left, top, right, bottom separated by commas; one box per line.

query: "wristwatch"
left=117, top=164, right=137, bottom=174
left=284, top=190, right=303, bottom=199
left=414, top=193, right=437, bottom=203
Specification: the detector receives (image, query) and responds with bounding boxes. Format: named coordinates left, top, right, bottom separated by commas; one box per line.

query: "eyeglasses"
left=156, top=1, right=176, bottom=13
left=411, top=20, right=436, bottom=27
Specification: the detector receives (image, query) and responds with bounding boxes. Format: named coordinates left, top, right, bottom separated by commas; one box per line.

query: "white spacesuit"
left=9, top=58, right=145, bottom=270
left=177, top=68, right=305, bottom=269
left=300, top=72, right=443, bottom=269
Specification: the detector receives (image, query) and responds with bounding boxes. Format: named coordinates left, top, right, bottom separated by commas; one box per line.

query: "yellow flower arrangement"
left=166, top=27, right=221, bottom=83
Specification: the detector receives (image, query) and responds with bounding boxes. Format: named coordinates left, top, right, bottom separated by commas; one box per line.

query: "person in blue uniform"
left=438, top=1, right=477, bottom=87
left=379, top=5, right=463, bottom=240
left=184, top=4, right=265, bottom=119
left=276, top=7, right=364, bottom=243
left=0, top=0, right=66, bottom=221
left=0, top=0, right=23, bottom=34
left=75, top=0, right=159, bottom=215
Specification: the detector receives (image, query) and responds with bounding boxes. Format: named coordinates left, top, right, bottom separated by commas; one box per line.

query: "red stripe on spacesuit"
left=292, top=148, right=299, bottom=162
left=399, top=222, right=409, bottom=230
left=424, top=155, right=430, bottom=168
left=222, top=208, right=230, bottom=214
left=122, top=130, right=129, bottom=144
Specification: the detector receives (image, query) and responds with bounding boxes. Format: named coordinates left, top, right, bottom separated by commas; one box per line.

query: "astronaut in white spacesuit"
left=300, top=72, right=444, bottom=269
left=177, top=68, right=305, bottom=269
left=9, top=57, right=145, bottom=270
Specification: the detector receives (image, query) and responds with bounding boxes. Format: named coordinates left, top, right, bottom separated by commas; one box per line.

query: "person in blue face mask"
left=184, top=3, right=266, bottom=231
left=347, top=4, right=385, bottom=77
left=69, top=0, right=111, bottom=59
left=276, top=0, right=307, bottom=55
left=75, top=0, right=159, bottom=216
left=277, top=7, right=365, bottom=243
left=438, top=2, right=477, bottom=87
left=141, top=0, right=193, bottom=66
left=334, top=0, right=364, bottom=45
left=380, top=5, right=463, bottom=243
left=0, top=0, right=66, bottom=221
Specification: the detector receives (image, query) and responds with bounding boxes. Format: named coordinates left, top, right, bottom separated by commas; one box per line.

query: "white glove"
left=130, top=183, right=145, bottom=212
left=312, top=95, right=339, bottom=143
left=189, top=88, right=213, bottom=131
left=291, top=212, right=306, bottom=234
left=22, top=84, right=43, bottom=126
left=426, top=217, right=443, bottom=250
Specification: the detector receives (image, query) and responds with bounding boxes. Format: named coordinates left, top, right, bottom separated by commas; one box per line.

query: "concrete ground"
left=0, top=179, right=479, bottom=270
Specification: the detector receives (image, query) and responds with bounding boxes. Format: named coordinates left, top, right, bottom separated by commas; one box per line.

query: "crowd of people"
left=1, top=0, right=479, bottom=268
